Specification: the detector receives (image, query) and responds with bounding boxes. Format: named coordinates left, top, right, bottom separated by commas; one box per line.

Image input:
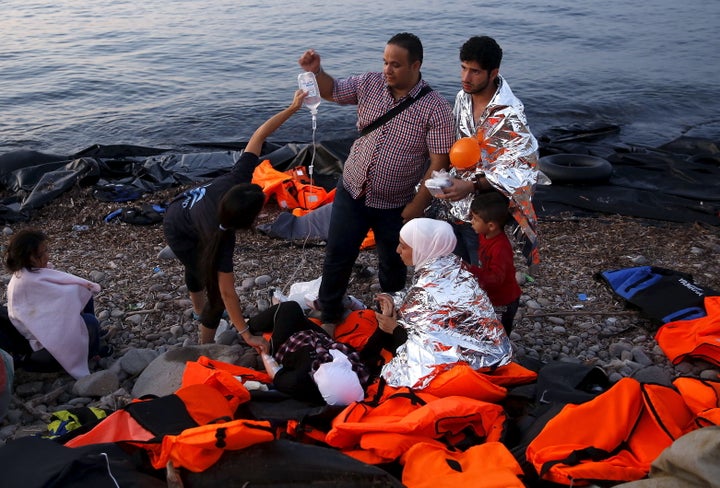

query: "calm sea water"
left=1, top=0, right=719, bottom=156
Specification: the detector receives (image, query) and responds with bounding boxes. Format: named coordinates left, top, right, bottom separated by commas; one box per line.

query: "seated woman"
left=375, top=218, right=513, bottom=389
left=4, top=229, right=110, bottom=379
left=248, top=301, right=367, bottom=406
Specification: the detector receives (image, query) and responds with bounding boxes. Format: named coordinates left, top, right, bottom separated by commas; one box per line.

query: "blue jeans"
left=451, top=221, right=480, bottom=266
left=319, top=182, right=407, bottom=323
left=82, top=298, right=100, bottom=358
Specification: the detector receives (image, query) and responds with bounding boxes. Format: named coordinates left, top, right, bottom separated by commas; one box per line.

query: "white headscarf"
left=399, top=218, right=457, bottom=268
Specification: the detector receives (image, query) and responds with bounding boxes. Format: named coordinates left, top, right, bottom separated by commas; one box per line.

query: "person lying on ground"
left=249, top=301, right=368, bottom=406
left=376, top=218, right=513, bottom=389
left=163, top=89, right=307, bottom=345
left=4, top=229, right=111, bottom=379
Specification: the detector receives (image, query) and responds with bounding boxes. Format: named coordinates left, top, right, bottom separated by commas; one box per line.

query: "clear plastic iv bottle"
left=297, top=71, right=321, bottom=115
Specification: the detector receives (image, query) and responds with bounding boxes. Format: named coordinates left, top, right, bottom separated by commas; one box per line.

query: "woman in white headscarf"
left=375, top=218, right=512, bottom=388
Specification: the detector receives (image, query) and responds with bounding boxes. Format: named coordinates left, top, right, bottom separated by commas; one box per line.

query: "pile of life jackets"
left=251, top=160, right=376, bottom=249
left=525, top=376, right=719, bottom=486
left=252, top=160, right=334, bottom=213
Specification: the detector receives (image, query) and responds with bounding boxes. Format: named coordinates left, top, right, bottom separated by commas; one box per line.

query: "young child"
left=466, top=192, right=522, bottom=334
left=4, top=229, right=110, bottom=378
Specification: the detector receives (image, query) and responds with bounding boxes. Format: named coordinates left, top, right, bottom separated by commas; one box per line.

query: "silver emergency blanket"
left=380, top=253, right=512, bottom=389
left=446, top=75, right=547, bottom=223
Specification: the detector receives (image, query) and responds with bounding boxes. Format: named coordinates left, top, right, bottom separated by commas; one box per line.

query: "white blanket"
left=7, top=267, right=100, bottom=379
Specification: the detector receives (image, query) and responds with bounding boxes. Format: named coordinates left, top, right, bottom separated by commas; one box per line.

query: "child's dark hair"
left=200, top=183, right=265, bottom=327
left=470, top=191, right=511, bottom=227
left=4, top=229, right=47, bottom=272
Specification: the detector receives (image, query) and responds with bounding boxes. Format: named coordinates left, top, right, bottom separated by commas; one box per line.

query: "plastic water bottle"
left=297, top=71, right=321, bottom=115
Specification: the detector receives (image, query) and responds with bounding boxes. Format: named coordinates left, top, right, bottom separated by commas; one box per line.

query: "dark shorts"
left=163, top=204, right=203, bottom=292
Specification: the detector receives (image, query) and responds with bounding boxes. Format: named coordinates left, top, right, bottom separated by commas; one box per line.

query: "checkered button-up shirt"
left=333, top=72, right=454, bottom=209
left=275, top=329, right=370, bottom=386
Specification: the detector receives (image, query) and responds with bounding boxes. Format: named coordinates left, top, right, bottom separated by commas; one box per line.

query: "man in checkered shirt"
left=298, top=32, right=455, bottom=334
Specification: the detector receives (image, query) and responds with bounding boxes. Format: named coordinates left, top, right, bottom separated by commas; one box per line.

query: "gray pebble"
left=631, top=365, right=672, bottom=386
left=700, top=369, right=720, bottom=380
left=15, top=381, right=44, bottom=397
left=89, top=270, right=107, bottom=282
left=255, top=275, right=273, bottom=287
left=119, top=348, right=160, bottom=376
left=609, top=342, right=633, bottom=358
left=674, top=362, right=695, bottom=375
left=241, top=277, right=256, bottom=290
left=73, top=370, right=121, bottom=397
left=631, top=347, right=653, bottom=366
left=125, top=314, right=144, bottom=326
left=608, top=372, right=624, bottom=383
left=68, top=397, right=92, bottom=406
left=216, top=330, right=240, bottom=346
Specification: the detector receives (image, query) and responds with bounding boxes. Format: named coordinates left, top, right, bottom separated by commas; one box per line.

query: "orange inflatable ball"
left=450, top=137, right=481, bottom=169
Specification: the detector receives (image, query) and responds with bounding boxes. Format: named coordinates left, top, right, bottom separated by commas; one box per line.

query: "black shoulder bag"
left=359, top=85, right=433, bottom=136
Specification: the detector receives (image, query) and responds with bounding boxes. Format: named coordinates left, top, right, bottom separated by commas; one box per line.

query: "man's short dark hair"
left=460, top=36, right=502, bottom=72
left=471, top=191, right=511, bottom=227
left=388, top=32, right=423, bottom=64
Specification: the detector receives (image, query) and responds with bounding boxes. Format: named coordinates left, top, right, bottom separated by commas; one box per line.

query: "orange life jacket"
left=416, top=363, right=508, bottom=403
left=525, top=377, right=696, bottom=486
left=253, top=160, right=376, bottom=248
left=483, top=361, right=539, bottom=387
left=180, top=356, right=271, bottom=412
left=325, top=385, right=506, bottom=464
left=137, top=418, right=275, bottom=472
left=333, top=309, right=378, bottom=352
left=655, top=296, right=720, bottom=367
left=401, top=441, right=525, bottom=488
left=673, top=376, right=720, bottom=427
left=365, top=363, right=528, bottom=404
left=252, top=160, right=331, bottom=211
left=65, top=383, right=236, bottom=448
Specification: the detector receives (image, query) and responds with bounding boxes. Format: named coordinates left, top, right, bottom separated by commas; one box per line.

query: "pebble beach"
left=1, top=184, right=719, bottom=444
